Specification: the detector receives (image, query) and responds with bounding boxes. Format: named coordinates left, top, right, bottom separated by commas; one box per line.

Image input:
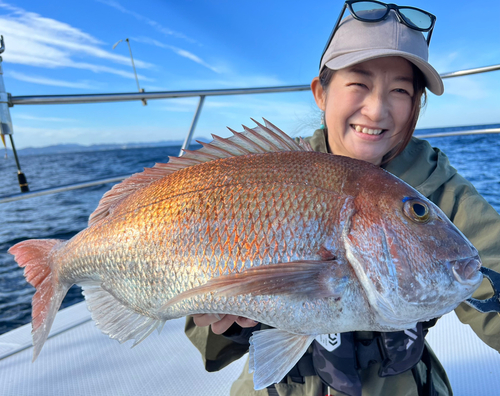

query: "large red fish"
left=9, top=119, right=482, bottom=389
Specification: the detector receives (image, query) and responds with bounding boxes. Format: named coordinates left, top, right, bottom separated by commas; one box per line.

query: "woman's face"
left=312, top=57, right=414, bottom=165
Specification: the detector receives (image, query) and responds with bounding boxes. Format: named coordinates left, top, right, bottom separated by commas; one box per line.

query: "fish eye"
left=403, top=198, right=430, bottom=223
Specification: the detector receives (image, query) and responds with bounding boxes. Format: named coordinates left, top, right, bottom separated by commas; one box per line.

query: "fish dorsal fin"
left=88, top=118, right=309, bottom=226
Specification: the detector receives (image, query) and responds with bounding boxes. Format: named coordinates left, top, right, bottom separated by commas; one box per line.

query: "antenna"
left=113, top=38, right=147, bottom=105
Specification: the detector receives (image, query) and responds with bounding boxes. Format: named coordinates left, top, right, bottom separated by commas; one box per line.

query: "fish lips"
left=449, top=256, right=483, bottom=286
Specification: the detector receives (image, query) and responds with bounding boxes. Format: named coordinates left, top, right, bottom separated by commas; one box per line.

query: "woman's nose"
left=360, top=93, right=389, bottom=122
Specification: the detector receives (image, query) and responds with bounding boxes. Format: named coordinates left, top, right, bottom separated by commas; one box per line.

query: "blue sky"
left=1, top=0, right=499, bottom=149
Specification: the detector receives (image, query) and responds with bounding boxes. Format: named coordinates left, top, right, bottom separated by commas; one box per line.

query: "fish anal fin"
left=163, top=260, right=348, bottom=310
left=249, top=329, right=315, bottom=389
left=81, top=282, right=163, bottom=346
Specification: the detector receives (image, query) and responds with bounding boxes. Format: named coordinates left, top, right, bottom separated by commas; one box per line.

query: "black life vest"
left=311, top=321, right=435, bottom=396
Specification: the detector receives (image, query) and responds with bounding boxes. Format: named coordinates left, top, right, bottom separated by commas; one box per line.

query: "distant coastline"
left=3, top=122, right=500, bottom=157
left=2, top=137, right=211, bottom=157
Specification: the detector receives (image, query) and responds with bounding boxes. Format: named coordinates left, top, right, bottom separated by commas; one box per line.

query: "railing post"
left=179, top=95, right=205, bottom=156
left=0, top=35, right=29, bottom=192
left=0, top=36, right=13, bottom=138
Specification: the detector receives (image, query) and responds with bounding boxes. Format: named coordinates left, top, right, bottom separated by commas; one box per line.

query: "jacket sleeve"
left=184, top=316, right=259, bottom=372
left=429, top=174, right=500, bottom=352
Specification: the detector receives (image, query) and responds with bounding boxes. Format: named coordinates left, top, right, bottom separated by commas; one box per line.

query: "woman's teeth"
left=353, top=125, right=384, bottom=135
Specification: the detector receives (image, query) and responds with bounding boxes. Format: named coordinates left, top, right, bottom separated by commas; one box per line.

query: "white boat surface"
left=1, top=302, right=500, bottom=395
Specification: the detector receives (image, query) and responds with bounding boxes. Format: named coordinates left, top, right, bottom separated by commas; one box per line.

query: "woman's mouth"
left=351, top=124, right=386, bottom=136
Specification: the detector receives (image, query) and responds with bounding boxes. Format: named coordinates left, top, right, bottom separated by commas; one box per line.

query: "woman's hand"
left=192, top=314, right=258, bottom=334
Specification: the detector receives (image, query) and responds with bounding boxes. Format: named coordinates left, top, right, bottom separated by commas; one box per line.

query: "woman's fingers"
left=192, top=314, right=259, bottom=334
left=211, top=315, right=239, bottom=334
left=192, top=313, right=225, bottom=327
left=235, top=317, right=258, bottom=328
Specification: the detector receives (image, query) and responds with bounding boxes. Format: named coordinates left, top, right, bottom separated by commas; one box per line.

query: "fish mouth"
left=451, top=256, right=482, bottom=285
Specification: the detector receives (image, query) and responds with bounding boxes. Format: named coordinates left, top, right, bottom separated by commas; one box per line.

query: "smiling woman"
left=185, top=2, right=500, bottom=396
left=311, top=57, right=417, bottom=165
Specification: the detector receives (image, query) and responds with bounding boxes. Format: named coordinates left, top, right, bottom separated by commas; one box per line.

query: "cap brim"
left=325, top=50, right=444, bottom=96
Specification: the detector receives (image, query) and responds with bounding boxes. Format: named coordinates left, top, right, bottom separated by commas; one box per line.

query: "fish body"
left=53, top=151, right=372, bottom=334
left=9, top=120, right=482, bottom=389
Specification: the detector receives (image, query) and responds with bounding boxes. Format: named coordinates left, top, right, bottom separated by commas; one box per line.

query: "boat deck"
left=1, top=302, right=500, bottom=395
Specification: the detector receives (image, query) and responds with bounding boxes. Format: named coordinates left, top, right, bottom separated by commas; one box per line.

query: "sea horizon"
left=1, top=123, right=499, bottom=158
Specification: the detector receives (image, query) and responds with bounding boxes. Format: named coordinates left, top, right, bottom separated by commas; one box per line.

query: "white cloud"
left=132, top=37, right=220, bottom=73
left=159, top=98, right=201, bottom=113
left=14, top=114, right=78, bottom=122
left=0, top=1, right=153, bottom=80
left=189, top=75, right=286, bottom=89
left=144, top=73, right=287, bottom=92
left=442, top=77, right=488, bottom=100
left=96, top=0, right=196, bottom=44
left=9, top=71, right=97, bottom=89
left=429, top=51, right=461, bottom=74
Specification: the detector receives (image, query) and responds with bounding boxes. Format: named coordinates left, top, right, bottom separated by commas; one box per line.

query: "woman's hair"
left=318, top=61, right=427, bottom=165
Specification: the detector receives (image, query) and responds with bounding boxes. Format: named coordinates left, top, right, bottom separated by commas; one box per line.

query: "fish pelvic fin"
left=87, top=118, right=309, bottom=227
left=8, top=239, right=70, bottom=361
left=249, top=329, right=315, bottom=390
left=162, top=260, right=348, bottom=310
left=81, top=282, right=165, bottom=347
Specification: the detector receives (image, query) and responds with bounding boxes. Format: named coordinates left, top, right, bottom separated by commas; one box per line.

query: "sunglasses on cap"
left=320, top=0, right=436, bottom=69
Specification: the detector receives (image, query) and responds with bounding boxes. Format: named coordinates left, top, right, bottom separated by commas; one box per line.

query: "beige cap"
left=320, top=11, right=444, bottom=95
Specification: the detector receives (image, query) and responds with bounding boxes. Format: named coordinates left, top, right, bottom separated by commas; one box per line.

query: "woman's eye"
left=349, top=83, right=367, bottom=88
left=394, top=88, right=412, bottom=96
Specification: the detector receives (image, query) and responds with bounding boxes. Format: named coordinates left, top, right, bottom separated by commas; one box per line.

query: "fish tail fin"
left=9, top=239, right=70, bottom=361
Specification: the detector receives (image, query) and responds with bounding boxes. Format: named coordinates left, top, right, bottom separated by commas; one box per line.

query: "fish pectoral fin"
left=81, top=282, right=165, bottom=346
left=163, top=260, right=347, bottom=309
left=249, top=329, right=315, bottom=390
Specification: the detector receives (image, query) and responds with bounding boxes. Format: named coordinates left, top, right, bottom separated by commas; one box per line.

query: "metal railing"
left=9, top=85, right=312, bottom=106
left=1, top=63, right=499, bottom=204
left=0, top=175, right=130, bottom=204
left=415, top=127, right=500, bottom=139
left=8, top=84, right=312, bottom=161
left=439, top=64, right=500, bottom=79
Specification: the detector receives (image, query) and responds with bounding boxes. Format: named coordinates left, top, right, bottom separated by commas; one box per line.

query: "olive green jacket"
left=185, top=129, right=500, bottom=395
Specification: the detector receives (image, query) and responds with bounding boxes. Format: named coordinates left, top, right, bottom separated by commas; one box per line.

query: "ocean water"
left=1, top=130, right=500, bottom=335
left=0, top=144, right=190, bottom=335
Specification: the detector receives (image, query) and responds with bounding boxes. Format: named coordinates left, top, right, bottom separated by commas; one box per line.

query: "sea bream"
left=9, top=119, right=483, bottom=389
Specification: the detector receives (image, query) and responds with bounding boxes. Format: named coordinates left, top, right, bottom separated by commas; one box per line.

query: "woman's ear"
left=311, top=77, right=326, bottom=111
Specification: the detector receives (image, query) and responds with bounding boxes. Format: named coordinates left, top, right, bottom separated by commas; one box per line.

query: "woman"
left=185, top=2, right=500, bottom=395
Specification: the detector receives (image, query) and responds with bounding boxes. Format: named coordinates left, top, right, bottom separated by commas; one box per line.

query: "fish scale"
left=55, top=153, right=345, bottom=317
left=9, top=120, right=482, bottom=390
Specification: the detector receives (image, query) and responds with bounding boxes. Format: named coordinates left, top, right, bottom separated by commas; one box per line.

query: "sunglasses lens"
left=350, top=1, right=387, bottom=20
left=399, top=8, right=433, bottom=30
